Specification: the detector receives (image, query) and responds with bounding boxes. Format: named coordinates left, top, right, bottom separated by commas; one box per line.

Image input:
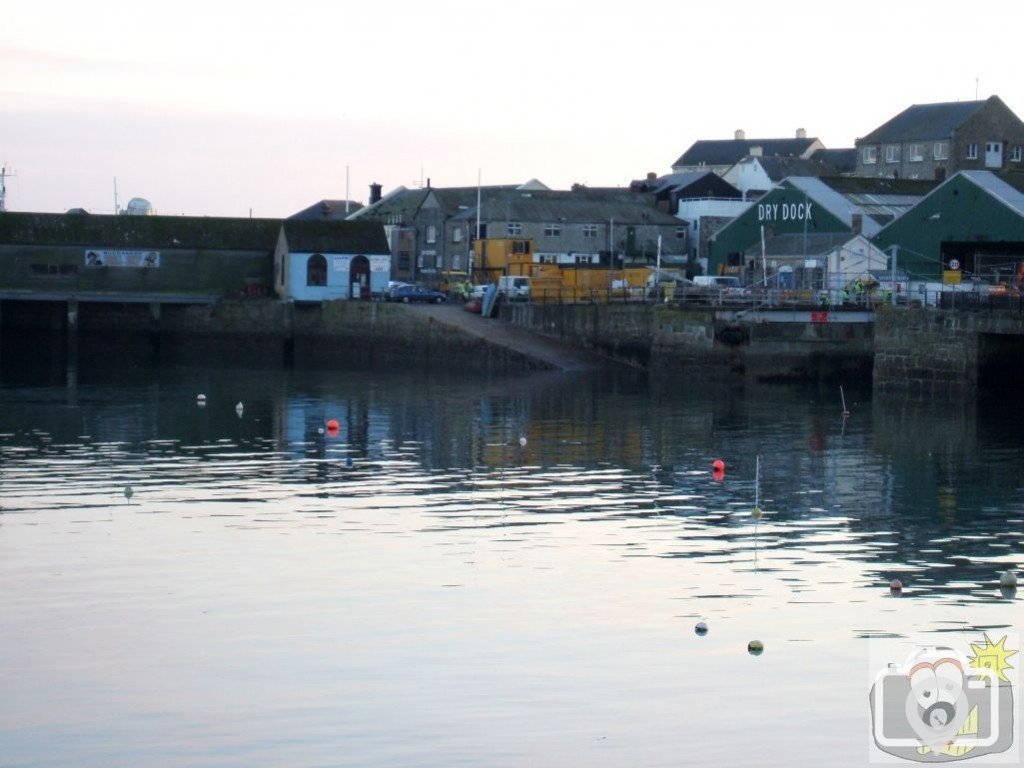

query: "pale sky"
left=3, top=0, right=1022, bottom=218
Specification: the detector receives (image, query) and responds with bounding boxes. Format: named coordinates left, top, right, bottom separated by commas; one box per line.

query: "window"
left=452, top=255, right=462, bottom=270
left=675, top=227, right=687, bottom=240
left=306, top=254, right=327, bottom=286
left=885, top=145, right=900, bottom=163
left=582, top=224, right=598, bottom=238
left=908, top=144, right=924, bottom=162
left=862, top=146, right=877, bottom=165
left=451, top=227, right=463, bottom=243
left=507, top=222, right=522, bottom=236
left=1013, top=146, right=1023, bottom=163
left=966, top=143, right=979, bottom=160
left=543, top=223, right=561, bottom=237
left=512, top=240, right=531, bottom=255
left=435, top=252, right=443, bottom=269
left=425, top=225, right=437, bottom=244
left=933, top=142, right=949, bottom=160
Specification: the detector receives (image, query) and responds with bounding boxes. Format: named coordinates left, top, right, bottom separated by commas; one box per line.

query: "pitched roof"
left=351, top=185, right=520, bottom=222
left=959, top=171, right=1024, bottom=218
left=0, top=211, right=281, bottom=250
left=449, top=188, right=682, bottom=226
left=742, top=155, right=839, bottom=182
left=673, top=138, right=819, bottom=168
left=783, top=176, right=935, bottom=234
left=289, top=199, right=364, bottom=220
left=858, top=99, right=987, bottom=144
left=280, top=219, right=390, bottom=254
left=811, top=148, right=858, bottom=174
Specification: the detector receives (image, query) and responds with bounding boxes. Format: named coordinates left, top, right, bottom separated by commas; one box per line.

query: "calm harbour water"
left=1, top=345, right=1022, bottom=767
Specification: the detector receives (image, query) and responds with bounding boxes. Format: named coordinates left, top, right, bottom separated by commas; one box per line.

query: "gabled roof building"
left=708, top=176, right=935, bottom=275
left=854, top=96, right=1024, bottom=181
left=872, top=170, right=1024, bottom=284
left=671, top=129, right=824, bottom=175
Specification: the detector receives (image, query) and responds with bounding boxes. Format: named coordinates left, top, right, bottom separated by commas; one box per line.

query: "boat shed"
left=871, top=171, right=1024, bottom=284
left=274, top=220, right=391, bottom=302
left=707, top=176, right=935, bottom=276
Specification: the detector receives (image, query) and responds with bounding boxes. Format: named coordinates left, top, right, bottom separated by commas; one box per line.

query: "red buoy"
left=712, top=467, right=725, bottom=482
left=712, top=459, right=725, bottom=473
left=326, top=419, right=340, bottom=432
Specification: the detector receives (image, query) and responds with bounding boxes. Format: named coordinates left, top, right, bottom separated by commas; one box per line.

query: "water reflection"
left=1, top=349, right=1021, bottom=766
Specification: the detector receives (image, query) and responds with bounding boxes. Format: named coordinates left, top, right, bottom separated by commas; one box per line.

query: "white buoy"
left=890, top=578, right=903, bottom=594
left=317, top=427, right=325, bottom=435
left=519, top=436, right=527, bottom=448
left=694, top=620, right=708, bottom=636
left=999, top=571, right=1018, bottom=589
left=235, top=402, right=244, bottom=417
left=196, top=394, right=207, bottom=402
left=123, top=485, right=133, bottom=503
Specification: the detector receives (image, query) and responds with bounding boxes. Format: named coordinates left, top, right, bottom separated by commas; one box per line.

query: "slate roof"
left=0, top=211, right=389, bottom=255
left=289, top=199, right=364, bottom=220
left=351, top=185, right=520, bottom=222
left=648, top=171, right=740, bottom=198
left=741, top=155, right=840, bottom=182
left=811, top=148, right=858, bottom=174
left=858, top=100, right=987, bottom=143
left=448, top=188, right=682, bottom=226
left=673, top=138, right=819, bottom=168
left=0, top=211, right=281, bottom=250
left=280, top=219, right=390, bottom=254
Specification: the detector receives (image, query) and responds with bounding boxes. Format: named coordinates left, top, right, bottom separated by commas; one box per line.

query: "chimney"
left=369, top=183, right=382, bottom=204
left=851, top=213, right=863, bottom=235
left=796, top=128, right=807, bottom=139
left=647, top=171, right=657, bottom=181
left=735, top=129, right=746, bottom=141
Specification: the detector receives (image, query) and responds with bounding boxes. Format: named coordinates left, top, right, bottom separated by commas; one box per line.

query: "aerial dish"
left=124, top=197, right=153, bottom=216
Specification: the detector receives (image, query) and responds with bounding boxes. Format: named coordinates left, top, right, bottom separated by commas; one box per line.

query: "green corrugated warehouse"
left=708, top=177, right=933, bottom=275
left=871, top=171, right=1024, bottom=284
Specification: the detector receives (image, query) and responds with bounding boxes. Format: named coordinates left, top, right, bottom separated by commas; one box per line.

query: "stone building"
left=854, top=96, right=1024, bottom=181
left=670, top=130, right=824, bottom=176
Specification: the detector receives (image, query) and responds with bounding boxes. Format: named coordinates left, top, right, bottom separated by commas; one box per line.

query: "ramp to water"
left=403, top=304, right=605, bottom=372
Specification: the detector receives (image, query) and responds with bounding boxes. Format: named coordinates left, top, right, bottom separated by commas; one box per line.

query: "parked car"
left=385, top=281, right=411, bottom=301
left=392, top=285, right=447, bottom=304
left=468, top=284, right=491, bottom=300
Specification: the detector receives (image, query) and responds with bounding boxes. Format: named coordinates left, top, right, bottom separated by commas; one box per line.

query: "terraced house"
left=854, top=95, right=1024, bottom=181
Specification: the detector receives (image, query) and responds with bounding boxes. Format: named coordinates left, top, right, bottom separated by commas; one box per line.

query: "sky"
left=3, top=0, right=1023, bottom=218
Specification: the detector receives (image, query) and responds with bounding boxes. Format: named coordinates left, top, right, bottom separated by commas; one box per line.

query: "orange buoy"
left=326, top=419, right=340, bottom=432
left=712, top=467, right=725, bottom=482
left=712, top=459, right=725, bottom=473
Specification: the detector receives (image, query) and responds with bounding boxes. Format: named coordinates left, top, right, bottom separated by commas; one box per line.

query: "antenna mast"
left=113, top=176, right=120, bottom=215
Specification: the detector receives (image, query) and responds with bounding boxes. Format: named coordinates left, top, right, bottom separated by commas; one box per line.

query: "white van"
left=692, top=275, right=748, bottom=295
left=497, top=276, right=531, bottom=301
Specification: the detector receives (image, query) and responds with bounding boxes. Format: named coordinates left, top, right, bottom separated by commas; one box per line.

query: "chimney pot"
left=796, top=128, right=807, bottom=139
left=647, top=171, right=657, bottom=181
left=735, top=129, right=746, bottom=141
left=369, top=183, right=383, bottom=204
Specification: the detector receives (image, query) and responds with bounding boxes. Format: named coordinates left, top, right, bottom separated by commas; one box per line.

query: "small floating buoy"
left=999, top=571, right=1018, bottom=589
left=235, top=402, right=244, bottom=417
left=519, top=436, right=527, bottom=448
left=748, top=640, right=764, bottom=656
left=712, top=459, right=725, bottom=473
left=327, top=419, right=340, bottom=432
left=123, top=485, right=133, bottom=503
left=694, top=620, right=708, bottom=636
left=196, top=393, right=207, bottom=403
left=889, top=578, right=903, bottom=594
left=316, top=427, right=325, bottom=435
left=712, top=467, right=725, bottom=482
left=751, top=507, right=763, bottom=520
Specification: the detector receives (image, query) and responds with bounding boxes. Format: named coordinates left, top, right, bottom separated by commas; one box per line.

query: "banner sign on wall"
left=84, top=249, right=160, bottom=268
